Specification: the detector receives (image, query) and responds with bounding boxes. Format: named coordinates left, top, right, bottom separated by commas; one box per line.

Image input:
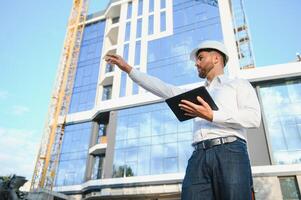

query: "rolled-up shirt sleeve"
left=212, top=79, right=261, bottom=129
left=129, top=68, right=184, bottom=99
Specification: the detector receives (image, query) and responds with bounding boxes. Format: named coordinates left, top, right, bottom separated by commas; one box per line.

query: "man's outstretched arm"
left=105, top=54, right=184, bottom=99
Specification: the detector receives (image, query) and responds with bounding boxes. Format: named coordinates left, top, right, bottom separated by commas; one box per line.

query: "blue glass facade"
left=113, top=0, right=223, bottom=178
left=69, top=20, right=105, bottom=113
left=259, top=80, right=301, bottom=164
left=55, top=122, right=92, bottom=186
left=147, top=1, right=223, bottom=86
left=113, top=102, right=193, bottom=177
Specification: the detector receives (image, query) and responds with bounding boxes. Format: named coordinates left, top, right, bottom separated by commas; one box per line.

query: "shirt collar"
left=204, top=74, right=227, bottom=87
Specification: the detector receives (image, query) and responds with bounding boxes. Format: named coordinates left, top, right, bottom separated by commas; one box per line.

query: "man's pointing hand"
left=105, top=54, right=133, bottom=73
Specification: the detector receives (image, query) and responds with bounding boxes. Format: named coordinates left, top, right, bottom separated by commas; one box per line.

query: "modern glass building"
left=50, top=0, right=301, bottom=199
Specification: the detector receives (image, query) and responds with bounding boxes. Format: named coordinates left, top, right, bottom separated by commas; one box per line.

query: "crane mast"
left=30, top=0, right=88, bottom=191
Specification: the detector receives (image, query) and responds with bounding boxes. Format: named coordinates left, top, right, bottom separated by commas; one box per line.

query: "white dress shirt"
left=129, top=68, right=261, bottom=144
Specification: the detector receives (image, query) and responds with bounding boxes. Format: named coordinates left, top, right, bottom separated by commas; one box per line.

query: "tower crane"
left=30, top=0, right=88, bottom=191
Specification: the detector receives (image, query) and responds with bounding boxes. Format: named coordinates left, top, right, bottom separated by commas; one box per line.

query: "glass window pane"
left=133, top=82, right=139, bottom=95
left=160, top=11, right=166, bottom=32
left=134, top=41, right=141, bottom=65
left=119, top=44, right=129, bottom=97
left=102, top=85, right=112, bottom=100
left=127, top=1, right=132, bottom=19
left=149, top=0, right=154, bottom=12
left=125, top=22, right=131, bottom=41
left=148, top=15, right=154, bottom=35
left=138, top=0, right=143, bottom=16
left=69, top=21, right=105, bottom=113
left=151, top=144, right=164, bottom=174
left=279, top=176, right=301, bottom=200
left=113, top=102, right=194, bottom=178
left=119, top=72, right=127, bottom=97
left=160, top=0, right=166, bottom=9
left=123, top=43, right=129, bottom=62
left=259, top=80, right=301, bottom=164
left=136, top=18, right=142, bottom=38
left=55, top=122, right=92, bottom=186
left=137, top=146, right=151, bottom=175
left=105, top=63, right=114, bottom=73
left=164, top=157, right=178, bottom=173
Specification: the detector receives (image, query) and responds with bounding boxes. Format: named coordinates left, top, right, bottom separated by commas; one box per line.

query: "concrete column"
left=103, top=111, right=118, bottom=178
left=297, top=175, right=301, bottom=195
left=218, top=0, right=241, bottom=78
left=84, top=121, right=99, bottom=181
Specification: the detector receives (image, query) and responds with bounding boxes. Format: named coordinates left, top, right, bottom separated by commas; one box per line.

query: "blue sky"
left=0, top=0, right=110, bottom=179
left=244, top=0, right=301, bottom=66
left=0, top=0, right=300, bottom=180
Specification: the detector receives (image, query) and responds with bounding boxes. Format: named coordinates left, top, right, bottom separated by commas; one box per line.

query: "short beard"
left=198, top=71, right=206, bottom=79
left=198, top=64, right=214, bottom=79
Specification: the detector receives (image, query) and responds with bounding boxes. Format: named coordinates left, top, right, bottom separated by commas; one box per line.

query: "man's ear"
left=213, top=54, right=219, bottom=65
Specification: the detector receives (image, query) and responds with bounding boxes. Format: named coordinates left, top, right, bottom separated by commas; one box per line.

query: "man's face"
left=195, top=50, right=215, bottom=79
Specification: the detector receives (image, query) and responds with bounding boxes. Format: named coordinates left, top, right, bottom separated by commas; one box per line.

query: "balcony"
left=89, top=136, right=107, bottom=155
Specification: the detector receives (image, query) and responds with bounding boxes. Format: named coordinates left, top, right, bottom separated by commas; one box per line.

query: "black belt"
left=193, top=136, right=246, bottom=150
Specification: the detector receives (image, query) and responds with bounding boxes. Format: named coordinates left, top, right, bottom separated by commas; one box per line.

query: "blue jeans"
left=181, top=139, right=253, bottom=200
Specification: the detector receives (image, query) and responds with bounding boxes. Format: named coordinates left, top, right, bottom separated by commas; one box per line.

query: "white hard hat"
left=190, top=40, right=229, bottom=65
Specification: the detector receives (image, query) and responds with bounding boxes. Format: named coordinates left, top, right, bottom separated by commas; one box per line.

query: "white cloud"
left=0, top=127, right=41, bottom=180
left=11, top=105, right=30, bottom=116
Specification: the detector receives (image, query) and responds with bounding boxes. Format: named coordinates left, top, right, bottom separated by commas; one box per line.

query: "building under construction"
left=31, top=0, right=301, bottom=199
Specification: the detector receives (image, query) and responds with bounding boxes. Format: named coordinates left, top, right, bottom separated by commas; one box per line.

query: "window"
left=148, top=15, right=154, bottom=35
left=134, top=41, right=141, bottom=65
left=279, top=176, right=301, bottom=200
left=127, top=2, right=132, bottom=19
left=91, top=154, right=105, bottom=180
left=105, top=63, right=114, bottom=73
left=112, top=17, right=119, bottom=24
left=123, top=43, right=129, bottom=62
left=160, top=0, right=166, bottom=9
left=120, top=44, right=129, bottom=97
left=132, top=67, right=140, bottom=95
left=160, top=12, right=166, bottom=32
left=133, top=82, right=139, bottom=95
left=102, top=85, right=112, bottom=101
left=149, top=0, right=154, bottom=12
left=136, top=18, right=142, bottom=38
left=98, top=124, right=107, bottom=137
left=138, top=0, right=143, bottom=16
left=258, top=80, right=301, bottom=164
left=55, top=122, right=92, bottom=186
left=69, top=21, right=105, bottom=113
left=125, top=22, right=131, bottom=41
left=146, top=1, right=223, bottom=86
left=113, top=102, right=193, bottom=177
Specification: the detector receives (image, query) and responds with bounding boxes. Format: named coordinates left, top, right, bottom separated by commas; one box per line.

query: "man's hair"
left=196, top=48, right=227, bottom=66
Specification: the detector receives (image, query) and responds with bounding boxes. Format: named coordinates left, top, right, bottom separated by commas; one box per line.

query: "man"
left=105, top=40, right=261, bottom=200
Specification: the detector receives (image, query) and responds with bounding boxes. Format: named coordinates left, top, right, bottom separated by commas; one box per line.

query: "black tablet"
left=165, top=86, right=218, bottom=121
